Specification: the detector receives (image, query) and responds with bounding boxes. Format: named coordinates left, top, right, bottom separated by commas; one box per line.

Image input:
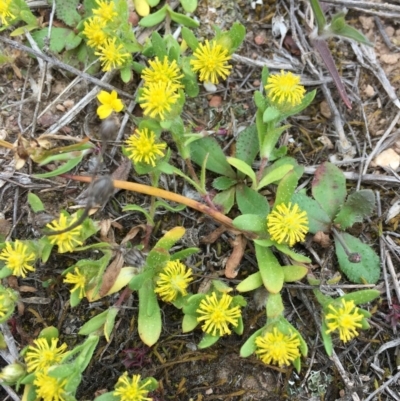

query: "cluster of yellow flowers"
left=82, top=0, right=130, bottom=72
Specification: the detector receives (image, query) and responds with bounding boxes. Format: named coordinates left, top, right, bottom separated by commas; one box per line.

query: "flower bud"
left=0, top=362, right=26, bottom=384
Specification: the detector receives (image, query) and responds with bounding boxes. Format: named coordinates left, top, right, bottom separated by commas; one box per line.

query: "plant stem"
left=309, top=0, right=327, bottom=35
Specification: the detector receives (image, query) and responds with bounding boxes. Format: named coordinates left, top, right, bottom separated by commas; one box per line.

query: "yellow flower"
left=190, top=40, right=232, bottom=84
left=0, top=240, right=35, bottom=278
left=255, top=327, right=301, bottom=367
left=139, top=81, right=180, bottom=121
left=25, top=338, right=68, bottom=373
left=197, top=292, right=241, bottom=337
left=141, top=56, right=184, bottom=90
left=97, top=90, right=124, bottom=119
left=82, top=17, right=108, bottom=49
left=267, top=203, right=308, bottom=247
left=325, top=299, right=364, bottom=343
left=46, top=215, right=83, bottom=253
left=95, top=37, right=130, bottom=72
left=113, top=372, right=152, bottom=401
left=124, top=128, right=166, bottom=166
left=64, top=268, right=86, bottom=299
left=0, top=0, right=14, bottom=26
left=264, top=70, right=306, bottom=108
left=93, top=0, right=118, bottom=22
left=34, top=372, right=67, bottom=401
left=155, top=261, right=193, bottom=302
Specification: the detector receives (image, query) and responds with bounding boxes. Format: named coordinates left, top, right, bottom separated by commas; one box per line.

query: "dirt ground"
left=1, top=0, right=400, bottom=400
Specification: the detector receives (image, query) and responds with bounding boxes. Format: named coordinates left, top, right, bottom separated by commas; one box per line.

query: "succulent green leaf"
left=256, top=244, right=284, bottom=294
left=198, top=333, right=219, bottom=349
left=257, top=164, right=293, bottom=190
left=33, top=156, right=83, bottom=178
left=274, top=167, right=303, bottom=206
left=31, top=27, right=70, bottom=53
left=93, top=392, right=119, bottom=401
left=168, top=9, right=199, bottom=28
left=147, top=0, right=160, bottom=6
left=328, top=14, right=372, bottom=46
left=279, top=90, right=317, bottom=120
left=28, top=193, right=45, bottom=212
left=213, top=187, right=235, bottom=214
left=120, top=66, right=132, bottom=83
left=138, top=281, right=161, bottom=346
left=263, top=106, right=280, bottom=123
left=312, top=162, right=346, bottom=220
left=321, top=320, right=333, bottom=356
left=182, top=314, right=198, bottom=332
left=334, top=189, right=375, bottom=230
left=341, top=289, right=380, bottom=306
left=225, top=22, right=246, bottom=53
left=153, top=226, right=185, bottom=252
left=283, top=265, right=308, bottom=282
left=123, top=204, right=154, bottom=225
left=170, top=247, right=199, bottom=261
left=139, top=5, right=167, bottom=27
left=181, top=27, right=199, bottom=50
left=233, top=214, right=266, bottom=234
left=181, top=57, right=199, bottom=97
left=334, top=232, right=380, bottom=284
left=104, top=307, right=119, bottom=342
left=236, top=185, right=269, bottom=216
left=190, top=137, right=236, bottom=178
left=266, top=293, right=284, bottom=317
left=65, top=31, right=82, bottom=50
left=226, top=157, right=256, bottom=184
left=254, top=91, right=267, bottom=110
left=236, top=272, right=263, bottom=292
left=275, top=244, right=311, bottom=263
left=235, top=124, right=259, bottom=179
left=180, top=0, right=198, bottom=13
left=151, top=31, right=167, bottom=60
left=78, top=310, right=109, bottom=335
left=291, top=192, right=331, bottom=233
left=240, top=328, right=263, bottom=357
left=55, top=0, right=81, bottom=27
left=212, top=176, right=237, bottom=190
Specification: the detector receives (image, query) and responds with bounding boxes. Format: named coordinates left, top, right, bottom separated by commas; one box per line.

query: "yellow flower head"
left=113, top=373, right=152, bottom=401
left=64, top=267, right=86, bottom=299
left=0, top=240, right=35, bottom=278
left=325, top=299, right=364, bottom=343
left=141, top=56, right=184, bottom=90
left=25, top=338, right=68, bottom=373
left=97, top=90, right=124, bottom=119
left=93, top=0, right=118, bottom=22
left=125, top=128, right=166, bottom=166
left=264, top=70, right=306, bottom=108
left=190, top=40, right=232, bottom=84
left=46, top=215, right=83, bottom=253
left=0, top=0, right=14, bottom=26
left=155, top=261, right=193, bottom=302
left=267, top=202, right=308, bottom=247
left=255, top=327, right=301, bottom=367
left=95, top=37, right=130, bottom=72
left=34, top=372, right=67, bottom=401
left=197, top=292, right=241, bottom=337
left=139, top=81, right=180, bottom=121
left=83, top=17, right=108, bottom=49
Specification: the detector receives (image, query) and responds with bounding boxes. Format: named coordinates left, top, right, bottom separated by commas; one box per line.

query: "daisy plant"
left=182, top=280, right=246, bottom=349
left=240, top=293, right=307, bottom=372
left=311, top=287, right=380, bottom=356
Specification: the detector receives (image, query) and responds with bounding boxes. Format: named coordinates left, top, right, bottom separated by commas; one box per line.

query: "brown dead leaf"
left=313, top=231, right=331, bottom=248
left=111, top=158, right=132, bottom=194
left=99, top=252, right=125, bottom=297
left=121, top=225, right=145, bottom=245
left=225, top=235, right=247, bottom=279
left=0, top=219, right=11, bottom=237
left=18, top=286, right=37, bottom=293
left=200, top=225, right=226, bottom=244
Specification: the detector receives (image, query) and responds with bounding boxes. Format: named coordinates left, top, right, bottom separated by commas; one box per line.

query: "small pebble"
left=374, top=148, right=400, bottom=170
left=209, top=96, right=222, bottom=107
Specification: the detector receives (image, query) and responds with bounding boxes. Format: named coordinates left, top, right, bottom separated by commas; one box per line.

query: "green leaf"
left=328, top=14, right=372, bottom=46
left=254, top=91, right=267, bottom=110
left=147, top=0, right=160, bottom=6
left=180, top=0, right=197, bottom=13
left=78, top=310, right=109, bottom=335
left=190, top=137, right=236, bottom=178
left=341, top=289, right=380, bottom=306
left=226, top=157, right=256, bottom=185
left=33, top=156, right=83, bottom=178
left=255, top=244, right=284, bottom=294
left=170, top=247, right=199, bottom=261
left=263, top=106, right=281, bottom=123
left=120, top=66, right=132, bottom=83
left=334, top=189, right=375, bottom=230
left=309, top=0, right=327, bottom=34
left=65, top=31, right=82, bottom=50
left=198, top=333, right=220, bottom=349
left=10, top=24, right=38, bottom=36
left=123, top=204, right=154, bottom=225
left=181, top=27, right=199, bottom=51
left=138, top=281, right=161, bottom=346
left=213, top=187, right=235, bottom=214
left=139, top=5, right=167, bottom=27
left=104, top=307, right=119, bottom=342
left=168, top=9, right=199, bottom=28
left=236, top=185, right=269, bottom=216
left=291, top=192, right=331, bottom=234
left=182, top=314, right=198, bottom=332
left=279, top=90, right=317, bottom=120
left=334, top=232, right=380, bottom=284
left=233, top=214, right=266, bottom=234
left=93, top=392, right=119, bottom=401
left=236, top=272, right=263, bottom=292
left=154, top=199, right=186, bottom=213
left=312, top=161, right=346, bottom=220
left=240, top=328, right=263, bottom=357
left=31, top=27, right=71, bottom=53
left=27, top=193, right=45, bottom=212
left=55, top=0, right=81, bottom=27
left=275, top=243, right=311, bottom=263
left=266, top=293, right=284, bottom=317
left=153, top=226, right=186, bottom=252
left=151, top=31, right=167, bottom=60
left=274, top=167, right=303, bottom=206
left=283, top=265, right=308, bottom=282
left=212, top=176, right=237, bottom=190
left=234, top=124, right=259, bottom=179
left=225, top=22, right=246, bottom=53
left=257, top=164, right=293, bottom=190
left=321, top=320, right=333, bottom=356
left=181, top=56, right=199, bottom=97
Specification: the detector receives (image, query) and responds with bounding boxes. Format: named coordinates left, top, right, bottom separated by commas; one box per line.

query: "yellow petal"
left=97, top=90, right=111, bottom=104
left=134, top=0, right=150, bottom=16
left=97, top=104, right=112, bottom=119
left=111, top=98, right=124, bottom=112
